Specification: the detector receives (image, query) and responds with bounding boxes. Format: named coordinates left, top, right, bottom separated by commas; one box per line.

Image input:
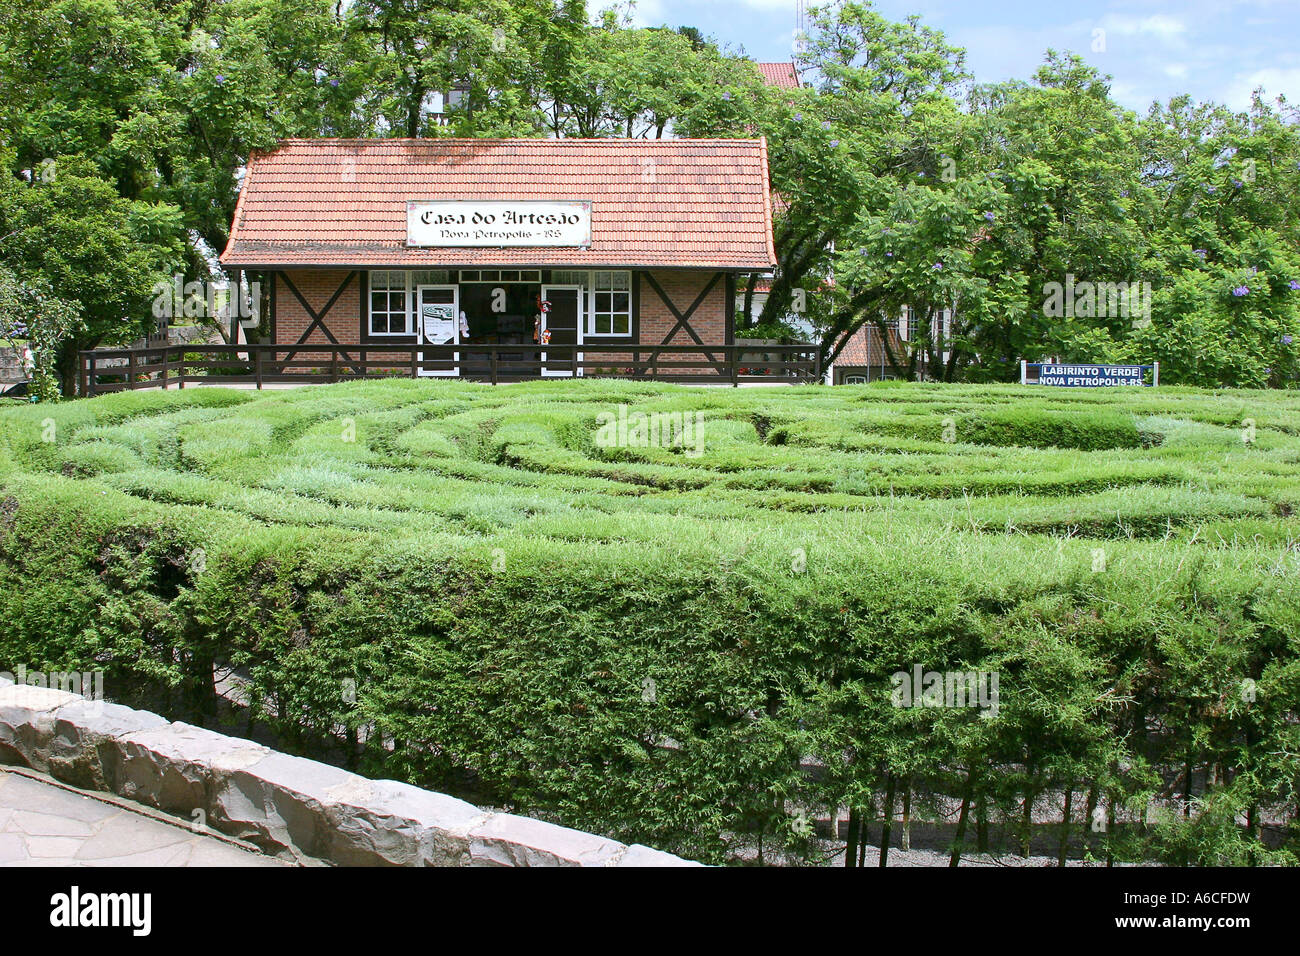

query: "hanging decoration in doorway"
left=534, top=300, right=553, bottom=346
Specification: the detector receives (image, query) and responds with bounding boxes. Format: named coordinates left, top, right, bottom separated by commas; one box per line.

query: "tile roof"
left=756, top=62, right=801, bottom=89
left=834, top=322, right=902, bottom=367
left=221, top=138, right=777, bottom=270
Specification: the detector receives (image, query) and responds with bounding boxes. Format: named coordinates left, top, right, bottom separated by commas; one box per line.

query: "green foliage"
left=2, top=1, right=1296, bottom=392
left=1, top=379, right=1297, bottom=865
left=0, top=264, right=84, bottom=402
left=873, top=404, right=1143, bottom=450
left=0, top=150, right=184, bottom=390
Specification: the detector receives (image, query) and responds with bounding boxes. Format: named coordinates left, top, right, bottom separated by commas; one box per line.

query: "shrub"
left=0, top=379, right=1297, bottom=865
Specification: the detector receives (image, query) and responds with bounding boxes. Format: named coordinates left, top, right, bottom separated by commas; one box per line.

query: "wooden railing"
left=78, top=343, right=823, bottom=396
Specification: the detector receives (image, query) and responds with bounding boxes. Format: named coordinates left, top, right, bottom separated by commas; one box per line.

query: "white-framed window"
left=370, top=271, right=409, bottom=335
left=458, top=269, right=541, bottom=283
left=411, top=270, right=451, bottom=286
left=898, top=306, right=951, bottom=348
left=369, top=271, right=452, bottom=334
left=589, top=270, right=631, bottom=336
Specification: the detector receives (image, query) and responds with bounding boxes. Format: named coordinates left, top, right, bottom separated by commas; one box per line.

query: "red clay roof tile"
left=756, top=62, right=801, bottom=89
left=221, top=138, right=776, bottom=270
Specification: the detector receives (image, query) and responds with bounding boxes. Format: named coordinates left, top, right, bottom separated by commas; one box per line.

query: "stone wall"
left=0, top=677, right=697, bottom=867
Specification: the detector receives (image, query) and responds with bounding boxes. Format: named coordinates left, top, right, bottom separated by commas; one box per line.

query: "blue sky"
left=624, top=0, right=1300, bottom=112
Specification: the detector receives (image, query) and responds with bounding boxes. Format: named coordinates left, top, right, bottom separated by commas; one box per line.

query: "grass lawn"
left=5, top=378, right=1296, bottom=546
left=1, top=379, right=1298, bottom=864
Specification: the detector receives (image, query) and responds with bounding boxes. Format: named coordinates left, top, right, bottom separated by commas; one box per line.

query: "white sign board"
left=407, top=201, right=592, bottom=248
left=421, top=302, right=456, bottom=343
left=1023, top=362, right=1156, bottom=387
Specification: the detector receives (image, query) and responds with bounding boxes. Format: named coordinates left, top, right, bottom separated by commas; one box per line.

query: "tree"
left=0, top=265, right=84, bottom=402
left=0, top=154, right=184, bottom=393
left=1133, top=92, right=1300, bottom=386
left=748, top=2, right=969, bottom=362
left=833, top=177, right=1009, bottom=380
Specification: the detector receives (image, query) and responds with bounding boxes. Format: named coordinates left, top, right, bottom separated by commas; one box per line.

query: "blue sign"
left=1023, top=363, right=1157, bottom=387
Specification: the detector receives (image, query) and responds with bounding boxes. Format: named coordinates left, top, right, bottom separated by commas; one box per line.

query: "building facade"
left=219, top=138, right=777, bottom=380
left=828, top=307, right=954, bottom=384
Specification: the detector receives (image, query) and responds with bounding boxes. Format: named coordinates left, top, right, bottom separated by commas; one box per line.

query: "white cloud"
left=1099, top=13, right=1187, bottom=41
left=625, top=0, right=668, bottom=26
left=727, top=0, right=802, bottom=8
left=1222, top=67, right=1300, bottom=109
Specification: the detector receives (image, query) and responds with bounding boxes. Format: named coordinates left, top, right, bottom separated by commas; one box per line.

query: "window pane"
left=613, top=313, right=630, bottom=335
left=592, top=271, right=630, bottom=292
left=612, top=292, right=629, bottom=313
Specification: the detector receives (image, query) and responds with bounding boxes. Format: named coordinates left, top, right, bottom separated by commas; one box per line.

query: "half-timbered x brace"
left=642, top=271, right=724, bottom=372
left=278, top=271, right=359, bottom=367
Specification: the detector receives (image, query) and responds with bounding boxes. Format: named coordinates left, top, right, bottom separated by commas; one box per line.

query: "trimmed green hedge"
left=1, top=380, right=1299, bottom=865
left=872, top=406, right=1145, bottom=450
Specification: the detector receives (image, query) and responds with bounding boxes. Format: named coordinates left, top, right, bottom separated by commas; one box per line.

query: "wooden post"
left=177, top=349, right=185, bottom=389
left=160, top=346, right=169, bottom=391
left=1020, top=359, right=1028, bottom=385
left=410, top=347, right=418, bottom=380
left=330, top=350, right=339, bottom=383
left=731, top=346, right=739, bottom=387
left=79, top=353, right=89, bottom=398
left=490, top=348, right=499, bottom=385
left=254, top=348, right=264, bottom=390
left=127, top=349, right=137, bottom=389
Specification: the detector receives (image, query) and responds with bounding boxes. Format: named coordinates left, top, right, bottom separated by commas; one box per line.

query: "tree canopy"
left=1, top=0, right=1297, bottom=393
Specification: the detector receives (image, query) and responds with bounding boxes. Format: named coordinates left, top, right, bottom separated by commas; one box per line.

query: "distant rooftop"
left=756, top=62, right=801, bottom=89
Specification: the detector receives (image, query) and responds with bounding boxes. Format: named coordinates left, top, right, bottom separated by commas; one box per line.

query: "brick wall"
left=274, top=269, right=359, bottom=346
left=587, top=269, right=730, bottom=377
left=272, top=267, right=733, bottom=377
left=273, top=270, right=417, bottom=372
